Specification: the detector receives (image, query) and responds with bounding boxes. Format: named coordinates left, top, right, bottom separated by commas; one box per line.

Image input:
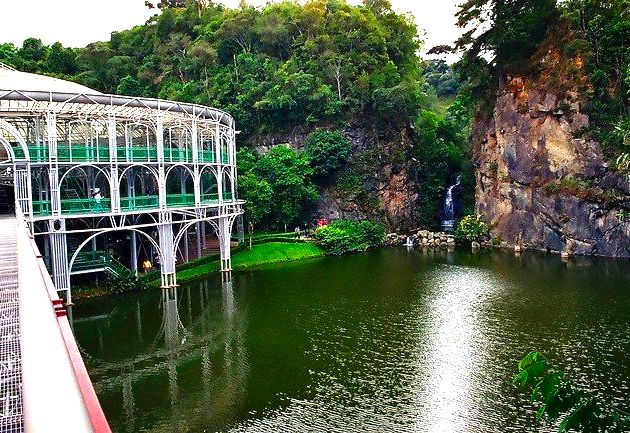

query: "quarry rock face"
left=474, top=80, right=630, bottom=256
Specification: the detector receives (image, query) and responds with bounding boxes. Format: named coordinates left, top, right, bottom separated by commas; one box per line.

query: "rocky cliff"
left=474, top=78, right=630, bottom=256
left=254, top=123, right=418, bottom=231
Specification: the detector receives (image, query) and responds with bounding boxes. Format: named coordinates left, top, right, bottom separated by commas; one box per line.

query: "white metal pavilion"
left=0, top=63, right=243, bottom=302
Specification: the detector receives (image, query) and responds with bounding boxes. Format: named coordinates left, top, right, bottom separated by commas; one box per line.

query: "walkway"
left=0, top=216, right=111, bottom=433
left=0, top=218, right=22, bottom=433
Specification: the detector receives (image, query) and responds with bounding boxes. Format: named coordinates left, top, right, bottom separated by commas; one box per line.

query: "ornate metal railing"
left=13, top=144, right=230, bottom=164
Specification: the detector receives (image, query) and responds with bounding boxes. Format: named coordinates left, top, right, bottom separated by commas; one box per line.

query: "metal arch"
left=58, top=164, right=111, bottom=187
left=163, top=123, right=193, bottom=140
left=221, top=165, right=234, bottom=180
left=164, top=163, right=195, bottom=181
left=206, top=219, right=219, bottom=233
left=199, top=164, right=219, bottom=178
left=125, top=119, right=158, bottom=134
left=73, top=218, right=94, bottom=231
left=68, top=227, right=162, bottom=275
left=172, top=220, right=198, bottom=257
left=0, top=118, right=30, bottom=161
left=0, top=136, right=17, bottom=161
left=118, top=163, right=159, bottom=185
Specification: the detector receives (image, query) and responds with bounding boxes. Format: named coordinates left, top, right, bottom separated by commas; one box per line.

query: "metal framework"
left=0, top=66, right=243, bottom=302
left=0, top=218, right=22, bottom=433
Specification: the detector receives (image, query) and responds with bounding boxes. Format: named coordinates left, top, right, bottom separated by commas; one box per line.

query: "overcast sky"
left=0, top=0, right=462, bottom=57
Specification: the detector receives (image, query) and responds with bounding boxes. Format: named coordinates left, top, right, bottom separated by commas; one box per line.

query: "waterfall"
left=441, top=175, right=461, bottom=231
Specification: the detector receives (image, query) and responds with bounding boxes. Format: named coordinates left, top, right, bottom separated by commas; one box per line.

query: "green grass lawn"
left=157, top=242, right=324, bottom=286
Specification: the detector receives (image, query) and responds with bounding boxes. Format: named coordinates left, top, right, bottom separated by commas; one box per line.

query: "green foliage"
left=411, top=92, right=474, bottom=227
left=561, top=0, right=630, bottom=151
left=102, top=274, right=148, bottom=296
left=255, top=145, right=319, bottom=227
left=455, top=214, right=489, bottom=242
left=422, top=60, right=459, bottom=98
left=313, top=220, right=385, bottom=255
left=490, top=235, right=503, bottom=246
left=304, top=130, right=352, bottom=180
left=513, top=352, right=630, bottom=432
left=236, top=148, right=273, bottom=226
left=237, top=145, right=318, bottom=229
left=456, top=0, right=559, bottom=78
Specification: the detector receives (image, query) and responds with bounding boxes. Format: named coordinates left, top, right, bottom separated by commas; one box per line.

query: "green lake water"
left=73, top=248, right=630, bottom=432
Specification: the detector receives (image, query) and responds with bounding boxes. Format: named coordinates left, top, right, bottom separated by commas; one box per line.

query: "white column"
left=157, top=116, right=166, bottom=209
left=196, top=222, right=202, bottom=258
left=158, top=211, right=177, bottom=288
left=109, top=115, right=120, bottom=213
left=217, top=213, right=233, bottom=271
left=130, top=231, right=138, bottom=276
left=46, top=113, right=61, bottom=217
left=49, top=218, right=71, bottom=303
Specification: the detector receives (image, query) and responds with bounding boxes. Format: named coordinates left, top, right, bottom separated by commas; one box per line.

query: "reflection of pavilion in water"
left=82, top=273, right=248, bottom=433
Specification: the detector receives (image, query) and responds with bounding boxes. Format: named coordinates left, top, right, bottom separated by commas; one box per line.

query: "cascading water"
left=441, top=175, right=461, bottom=231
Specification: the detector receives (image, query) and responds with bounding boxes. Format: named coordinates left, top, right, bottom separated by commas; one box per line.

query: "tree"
left=455, top=0, right=559, bottom=100
left=456, top=0, right=558, bottom=70
left=254, top=145, right=318, bottom=228
left=236, top=148, right=273, bottom=231
left=45, top=42, right=77, bottom=76
left=0, top=43, right=18, bottom=67
left=514, top=352, right=630, bottom=432
left=18, top=38, right=47, bottom=72
left=304, top=130, right=352, bottom=181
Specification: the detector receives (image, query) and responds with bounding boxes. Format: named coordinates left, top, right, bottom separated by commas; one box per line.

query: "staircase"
left=72, top=251, right=131, bottom=278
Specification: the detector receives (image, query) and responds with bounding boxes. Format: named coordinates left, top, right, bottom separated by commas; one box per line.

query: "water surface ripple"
left=73, top=248, right=630, bottom=432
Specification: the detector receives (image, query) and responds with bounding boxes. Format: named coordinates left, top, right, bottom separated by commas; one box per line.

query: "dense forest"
left=0, top=0, right=472, bottom=231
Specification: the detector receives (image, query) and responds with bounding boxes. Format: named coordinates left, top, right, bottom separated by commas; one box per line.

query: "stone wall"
left=386, top=230, right=456, bottom=248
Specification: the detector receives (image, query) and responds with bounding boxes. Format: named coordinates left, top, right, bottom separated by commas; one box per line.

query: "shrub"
left=304, top=130, right=352, bottom=180
left=313, top=220, right=386, bottom=255
left=455, top=214, right=490, bottom=242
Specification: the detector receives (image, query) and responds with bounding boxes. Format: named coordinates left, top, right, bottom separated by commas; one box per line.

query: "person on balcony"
left=92, top=188, right=103, bottom=211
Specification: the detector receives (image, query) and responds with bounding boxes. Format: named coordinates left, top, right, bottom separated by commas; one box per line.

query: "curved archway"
left=118, top=163, right=159, bottom=184
left=119, top=164, right=160, bottom=212
left=59, top=165, right=111, bottom=214
left=199, top=166, right=219, bottom=204
left=61, top=119, right=109, bottom=163
left=0, top=119, right=30, bottom=161
left=165, top=165, right=195, bottom=208
left=68, top=228, right=162, bottom=276
left=221, top=166, right=235, bottom=201
left=59, top=164, right=110, bottom=186
left=198, top=126, right=217, bottom=163
left=0, top=136, right=17, bottom=163
left=164, top=124, right=193, bottom=163
left=123, top=121, right=158, bottom=163
left=219, top=131, right=230, bottom=165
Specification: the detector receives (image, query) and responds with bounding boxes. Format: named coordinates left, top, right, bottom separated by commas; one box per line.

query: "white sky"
left=0, top=0, right=462, bottom=57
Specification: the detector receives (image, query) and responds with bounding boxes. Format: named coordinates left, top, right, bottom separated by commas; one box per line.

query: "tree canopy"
left=1, top=0, right=423, bottom=141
